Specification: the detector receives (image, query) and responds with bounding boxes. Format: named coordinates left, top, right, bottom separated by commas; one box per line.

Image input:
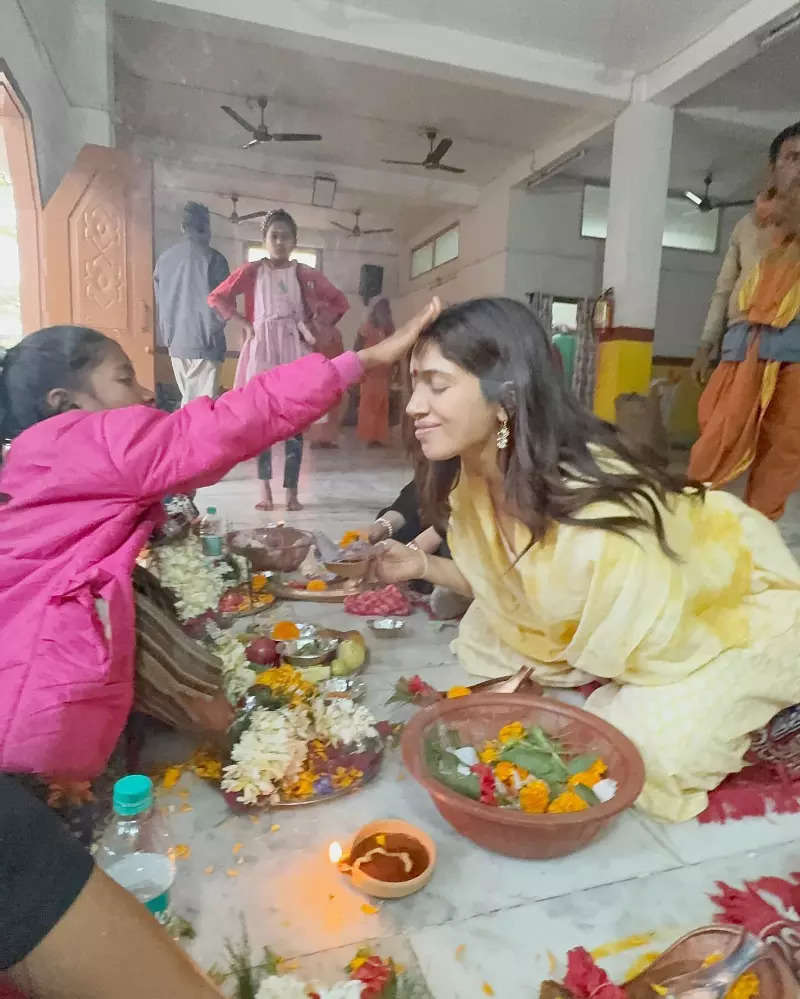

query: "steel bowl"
left=367, top=617, right=406, bottom=637
left=278, top=635, right=339, bottom=667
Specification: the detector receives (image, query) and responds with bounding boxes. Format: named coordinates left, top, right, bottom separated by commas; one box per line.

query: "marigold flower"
left=285, top=770, right=315, bottom=798
left=161, top=766, right=183, bottom=790
left=724, top=973, right=759, bottom=999
left=567, top=758, right=608, bottom=789
left=332, top=766, right=363, bottom=789
left=339, top=530, right=364, bottom=548
left=547, top=790, right=589, bottom=813
left=520, top=780, right=551, bottom=813
left=446, top=685, right=471, bottom=699
left=498, top=721, right=525, bottom=744
left=306, top=579, right=328, bottom=592
left=479, top=741, right=499, bottom=764
left=271, top=620, right=300, bottom=641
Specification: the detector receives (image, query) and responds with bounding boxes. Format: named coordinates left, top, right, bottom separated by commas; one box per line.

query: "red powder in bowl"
left=350, top=832, right=429, bottom=882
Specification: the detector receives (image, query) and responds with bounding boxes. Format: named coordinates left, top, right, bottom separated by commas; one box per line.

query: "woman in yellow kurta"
left=374, top=297, right=800, bottom=822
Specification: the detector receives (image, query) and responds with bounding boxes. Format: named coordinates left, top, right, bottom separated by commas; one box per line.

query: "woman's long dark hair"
left=414, top=297, right=702, bottom=557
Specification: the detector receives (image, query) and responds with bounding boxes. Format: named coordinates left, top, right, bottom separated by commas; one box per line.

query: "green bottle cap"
left=113, top=774, right=154, bottom=816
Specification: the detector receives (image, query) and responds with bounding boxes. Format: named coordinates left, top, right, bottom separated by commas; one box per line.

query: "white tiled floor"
left=153, top=433, right=800, bottom=996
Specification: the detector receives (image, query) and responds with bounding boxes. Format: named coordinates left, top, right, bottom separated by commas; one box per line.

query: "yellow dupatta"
left=448, top=470, right=800, bottom=686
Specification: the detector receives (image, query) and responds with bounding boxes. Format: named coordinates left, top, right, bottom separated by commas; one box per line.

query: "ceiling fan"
left=221, top=96, right=321, bottom=149
left=330, top=208, right=394, bottom=238
left=382, top=128, right=465, bottom=174
left=209, top=194, right=268, bottom=225
left=683, top=174, right=753, bottom=213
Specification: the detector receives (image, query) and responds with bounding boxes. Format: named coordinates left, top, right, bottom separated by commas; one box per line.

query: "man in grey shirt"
left=154, top=202, right=230, bottom=406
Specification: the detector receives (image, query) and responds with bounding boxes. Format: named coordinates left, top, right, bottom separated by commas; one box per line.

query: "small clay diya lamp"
left=337, top=819, right=436, bottom=899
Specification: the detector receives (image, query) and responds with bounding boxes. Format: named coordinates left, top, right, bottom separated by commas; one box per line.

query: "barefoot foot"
left=256, top=484, right=273, bottom=512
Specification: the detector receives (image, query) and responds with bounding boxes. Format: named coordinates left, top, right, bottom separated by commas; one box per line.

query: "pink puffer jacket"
left=0, top=352, right=361, bottom=779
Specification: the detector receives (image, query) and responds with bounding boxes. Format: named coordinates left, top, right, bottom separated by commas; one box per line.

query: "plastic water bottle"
left=97, top=775, right=175, bottom=923
left=198, top=505, right=223, bottom=557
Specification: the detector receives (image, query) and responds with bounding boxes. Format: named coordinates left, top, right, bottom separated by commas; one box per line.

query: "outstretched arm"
left=91, top=299, right=442, bottom=502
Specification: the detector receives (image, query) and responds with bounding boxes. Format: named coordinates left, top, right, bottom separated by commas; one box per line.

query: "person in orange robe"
left=689, top=122, right=800, bottom=520
left=356, top=297, right=395, bottom=446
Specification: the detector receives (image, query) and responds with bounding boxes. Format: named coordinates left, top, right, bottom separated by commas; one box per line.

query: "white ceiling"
left=680, top=29, right=800, bottom=136
left=112, top=1, right=800, bottom=240
left=113, top=12, right=592, bottom=235
left=329, top=0, right=753, bottom=73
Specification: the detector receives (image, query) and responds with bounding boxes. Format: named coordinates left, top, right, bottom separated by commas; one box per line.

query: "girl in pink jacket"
left=0, top=300, right=439, bottom=781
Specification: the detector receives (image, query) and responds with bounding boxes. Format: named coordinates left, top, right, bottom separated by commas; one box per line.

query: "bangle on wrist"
left=375, top=516, right=394, bottom=539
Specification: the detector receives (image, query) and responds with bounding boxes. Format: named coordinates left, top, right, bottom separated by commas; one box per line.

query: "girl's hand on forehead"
left=358, top=297, right=441, bottom=371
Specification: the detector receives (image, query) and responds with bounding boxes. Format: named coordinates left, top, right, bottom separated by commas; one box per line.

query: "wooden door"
left=41, top=144, right=155, bottom=387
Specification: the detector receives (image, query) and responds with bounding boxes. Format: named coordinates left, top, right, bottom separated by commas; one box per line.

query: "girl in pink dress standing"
left=208, top=209, right=349, bottom=510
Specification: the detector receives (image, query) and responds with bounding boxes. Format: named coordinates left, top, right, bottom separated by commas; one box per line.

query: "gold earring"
left=496, top=417, right=510, bottom=450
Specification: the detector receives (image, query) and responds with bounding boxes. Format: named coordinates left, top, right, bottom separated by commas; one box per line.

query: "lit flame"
left=328, top=841, right=343, bottom=864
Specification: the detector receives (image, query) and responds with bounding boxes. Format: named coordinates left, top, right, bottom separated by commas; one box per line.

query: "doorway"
left=0, top=63, right=43, bottom=341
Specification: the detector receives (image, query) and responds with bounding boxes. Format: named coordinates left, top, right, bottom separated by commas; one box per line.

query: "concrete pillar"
left=594, top=102, right=673, bottom=421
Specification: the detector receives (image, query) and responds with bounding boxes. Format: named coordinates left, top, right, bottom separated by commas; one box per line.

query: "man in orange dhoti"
left=689, top=122, right=800, bottom=520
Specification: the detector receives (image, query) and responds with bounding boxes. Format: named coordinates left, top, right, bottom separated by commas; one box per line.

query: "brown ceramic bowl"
left=348, top=819, right=436, bottom=899
left=401, top=693, right=645, bottom=859
left=227, top=527, right=313, bottom=573
left=324, top=559, right=369, bottom=580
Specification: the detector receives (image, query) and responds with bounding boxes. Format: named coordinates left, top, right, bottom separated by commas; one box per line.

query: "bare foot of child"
left=256, top=484, right=273, bottom=511
left=286, top=490, right=303, bottom=512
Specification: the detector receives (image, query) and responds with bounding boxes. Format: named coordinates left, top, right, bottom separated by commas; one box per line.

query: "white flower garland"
left=144, top=536, right=231, bottom=622
left=221, top=704, right=311, bottom=805
left=256, top=976, right=363, bottom=999
left=206, top=623, right=257, bottom=702
left=221, top=697, right=378, bottom=804
left=311, top=698, right=377, bottom=747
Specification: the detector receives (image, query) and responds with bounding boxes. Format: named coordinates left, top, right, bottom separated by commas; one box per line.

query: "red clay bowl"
left=401, top=692, right=645, bottom=859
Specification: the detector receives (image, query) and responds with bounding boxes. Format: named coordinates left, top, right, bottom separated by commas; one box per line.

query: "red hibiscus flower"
left=564, top=948, right=626, bottom=999
left=471, top=763, right=497, bottom=806
left=350, top=956, right=395, bottom=997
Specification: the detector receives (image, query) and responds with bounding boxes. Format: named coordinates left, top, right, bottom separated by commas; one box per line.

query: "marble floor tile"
left=638, top=808, right=800, bottom=865
left=409, top=840, right=800, bottom=999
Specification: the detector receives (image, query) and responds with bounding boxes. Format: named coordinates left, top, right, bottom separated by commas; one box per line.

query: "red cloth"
left=356, top=322, right=392, bottom=446
left=710, top=873, right=800, bottom=981
left=699, top=761, right=800, bottom=824
left=344, top=585, right=411, bottom=617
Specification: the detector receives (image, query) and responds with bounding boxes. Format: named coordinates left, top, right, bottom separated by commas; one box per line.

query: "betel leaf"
left=573, top=783, right=600, bottom=807
left=424, top=736, right=481, bottom=800
left=501, top=744, right=568, bottom=779
left=498, top=745, right=567, bottom=794
left=565, top=754, right=600, bottom=776
left=435, top=770, right=481, bottom=799
left=525, top=726, right=564, bottom=755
